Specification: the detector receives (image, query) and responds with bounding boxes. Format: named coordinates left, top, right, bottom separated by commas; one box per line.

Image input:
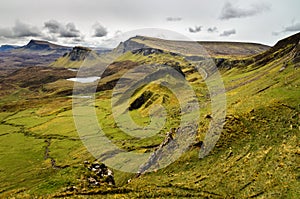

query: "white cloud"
left=220, top=2, right=270, bottom=20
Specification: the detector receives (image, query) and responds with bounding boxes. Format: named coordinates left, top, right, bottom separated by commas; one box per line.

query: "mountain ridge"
left=114, top=35, right=270, bottom=57
left=15, top=39, right=72, bottom=52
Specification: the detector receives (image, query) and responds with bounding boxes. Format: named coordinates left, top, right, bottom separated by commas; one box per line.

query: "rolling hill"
left=16, top=39, right=71, bottom=52
left=0, top=32, right=299, bottom=198
left=50, top=46, right=100, bottom=69
left=0, top=45, right=20, bottom=52
left=0, top=40, right=72, bottom=77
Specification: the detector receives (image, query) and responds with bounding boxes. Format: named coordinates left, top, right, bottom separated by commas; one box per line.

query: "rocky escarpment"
left=114, top=36, right=148, bottom=54
left=132, top=48, right=164, bottom=56
left=253, top=32, right=300, bottom=66
left=67, top=46, right=92, bottom=61
left=50, top=46, right=100, bottom=69
left=292, top=41, right=300, bottom=64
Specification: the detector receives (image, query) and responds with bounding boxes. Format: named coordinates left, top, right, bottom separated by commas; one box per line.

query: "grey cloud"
left=272, top=22, right=300, bottom=36
left=220, top=29, right=236, bottom=37
left=44, top=20, right=60, bottom=33
left=283, top=22, right=300, bottom=32
left=44, top=20, right=80, bottom=38
left=0, top=20, right=42, bottom=38
left=12, top=20, right=42, bottom=37
left=219, top=2, right=270, bottom=20
left=207, top=27, right=218, bottom=33
left=61, top=23, right=80, bottom=37
left=272, top=32, right=280, bottom=36
left=92, top=22, right=108, bottom=37
left=0, top=28, right=13, bottom=38
left=166, top=17, right=182, bottom=22
left=188, top=26, right=202, bottom=33
left=73, top=36, right=85, bottom=43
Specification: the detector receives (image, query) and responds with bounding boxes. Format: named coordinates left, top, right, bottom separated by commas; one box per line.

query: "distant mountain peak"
left=23, top=39, right=70, bottom=51
left=28, top=39, right=50, bottom=44
left=0, top=44, right=20, bottom=52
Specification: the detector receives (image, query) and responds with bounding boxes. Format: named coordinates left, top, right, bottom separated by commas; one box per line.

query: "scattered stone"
left=132, top=48, right=164, bottom=56
left=162, top=128, right=175, bottom=147
left=83, top=160, right=90, bottom=164
left=170, top=52, right=178, bottom=56
left=65, top=186, right=77, bottom=192
left=84, top=161, right=115, bottom=187
left=106, top=175, right=115, bottom=186
left=279, top=66, right=286, bottom=72
left=205, top=114, right=212, bottom=119
left=193, top=141, right=203, bottom=148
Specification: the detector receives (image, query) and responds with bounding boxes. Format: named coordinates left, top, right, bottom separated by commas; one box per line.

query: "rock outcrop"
left=132, top=48, right=164, bottom=56
left=114, top=36, right=147, bottom=54
left=69, top=46, right=92, bottom=61
left=84, top=161, right=115, bottom=186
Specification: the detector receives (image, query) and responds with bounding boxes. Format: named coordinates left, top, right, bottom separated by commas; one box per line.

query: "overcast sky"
left=0, top=0, right=299, bottom=47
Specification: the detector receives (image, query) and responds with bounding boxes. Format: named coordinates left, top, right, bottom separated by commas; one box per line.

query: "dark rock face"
left=114, top=36, right=147, bottom=53
left=292, top=41, right=300, bottom=64
left=254, top=32, right=300, bottom=66
left=171, top=64, right=185, bottom=78
left=129, top=90, right=153, bottom=110
left=69, top=46, right=92, bottom=61
left=185, top=56, right=205, bottom=61
left=132, top=48, right=164, bottom=56
left=122, top=37, right=146, bottom=52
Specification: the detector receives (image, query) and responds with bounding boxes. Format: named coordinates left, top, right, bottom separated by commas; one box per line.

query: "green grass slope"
left=50, top=46, right=101, bottom=69
left=0, top=33, right=299, bottom=198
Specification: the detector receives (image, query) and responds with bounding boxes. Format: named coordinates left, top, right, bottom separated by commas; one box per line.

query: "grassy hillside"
left=50, top=46, right=100, bottom=69
left=0, top=33, right=299, bottom=198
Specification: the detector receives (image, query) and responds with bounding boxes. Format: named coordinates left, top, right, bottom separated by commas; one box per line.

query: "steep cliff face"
left=253, top=32, right=300, bottom=64
left=292, top=41, right=300, bottom=64
left=114, top=36, right=147, bottom=54
left=50, top=46, right=101, bottom=69
left=68, top=46, right=92, bottom=61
